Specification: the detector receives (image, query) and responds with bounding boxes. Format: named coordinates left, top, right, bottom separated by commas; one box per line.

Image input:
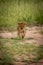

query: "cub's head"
left=18, top=22, right=25, bottom=28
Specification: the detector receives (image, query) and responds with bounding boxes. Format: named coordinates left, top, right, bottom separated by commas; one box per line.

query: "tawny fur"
left=17, top=23, right=26, bottom=38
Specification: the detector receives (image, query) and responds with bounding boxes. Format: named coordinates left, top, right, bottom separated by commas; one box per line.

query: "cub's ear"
left=18, top=23, right=20, bottom=25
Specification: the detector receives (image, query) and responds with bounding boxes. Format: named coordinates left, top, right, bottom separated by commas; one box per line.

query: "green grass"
left=38, top=30, right=43, bottom=34
left=0, top=38, right=43, bottom=64
left=27, top=37, right=34, bottom=40
left=0, top=0, right=43, bottom=31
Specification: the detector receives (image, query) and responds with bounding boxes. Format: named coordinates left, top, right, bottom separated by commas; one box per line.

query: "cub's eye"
left=21, top=28, right=23, bottom=29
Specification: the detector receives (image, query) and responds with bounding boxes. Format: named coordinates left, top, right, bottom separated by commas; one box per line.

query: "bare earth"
left=0, top=26, right=43, bottom=44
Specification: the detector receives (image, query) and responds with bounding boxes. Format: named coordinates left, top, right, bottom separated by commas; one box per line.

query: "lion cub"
left=17, top=22, right=26, bottom=38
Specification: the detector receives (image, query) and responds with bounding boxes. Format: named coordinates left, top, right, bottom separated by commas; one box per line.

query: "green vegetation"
left=39, top=30, right=43, bottom=34
left=0, top=0, right=43, bottom=31
left=0, top=38, right=43, bottom=64
left=27, top=37, right=34, bottom=40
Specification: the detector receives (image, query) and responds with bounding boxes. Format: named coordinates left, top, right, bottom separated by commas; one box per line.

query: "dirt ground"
left=0, top=26, right=43, bottom=44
